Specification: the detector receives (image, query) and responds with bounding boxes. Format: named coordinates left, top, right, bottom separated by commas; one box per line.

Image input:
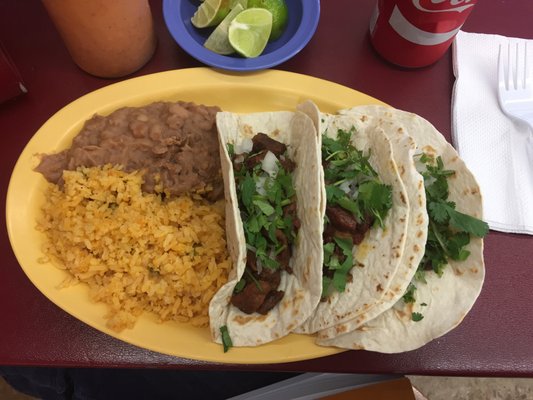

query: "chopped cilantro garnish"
left=220, top=325, right=233, bottom=352
left=252, top=199, right=275, bottom=216
left=333, top=236, right=353, bottom=255
left=233, top=278, right=246, bottom=294
left=262, top=257, right=280, bottom=270
left=411, top=312, right=424, bottom=322
left=431, top=200, right=489, bottom=237
left=414, top=269, right=427, bottom=283
left=330, top=236, right=354, bottom=292
left=357, top=181, right=393, bottom=228
left=240, top=175, right=255, bottom=211
left=326, top=185, right=346, bottom=203
left=320, top=127, right=393, bottom=298
left=402, top=283, right=417, bottom=304
left=232, top=140, right=298, bottom=275
left=323, top=242, right=335, bottom=264
left=244, top=268, right=264, bottom=292
left=332, top=259, right=353, bottom=292
left=322, top=129, right=392, bottom=227
left=277, top=171, right=295, bottom=198
left=337, top=196, right=360, bottom=217
left=227, top=143, right=235, bottom=159
left=247, top=215, right=261, bottom=234
left=402, top=153, right=489, bottom=306
left=322, top=276, right=332, bottom=298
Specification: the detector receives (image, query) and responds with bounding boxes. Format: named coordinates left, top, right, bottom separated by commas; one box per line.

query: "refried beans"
left=35, top=101, right=224, bottom=200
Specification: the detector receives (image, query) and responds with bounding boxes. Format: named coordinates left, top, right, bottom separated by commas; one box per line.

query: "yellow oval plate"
left=6, top=68, right=384, bottom=364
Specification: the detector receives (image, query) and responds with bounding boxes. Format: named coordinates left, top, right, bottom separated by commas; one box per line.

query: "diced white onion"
left=261, top=151, right=279, bottom=178
left=339, top=180, right=352, bottom=194
left=235, top=138, right=253, bottom=154
left=339, top=179, right=360, bottom=198
left=256, top=176, right=267, bottom=196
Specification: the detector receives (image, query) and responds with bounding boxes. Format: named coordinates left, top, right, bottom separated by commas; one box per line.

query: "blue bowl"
left=163, top=0, right=320, bottom=71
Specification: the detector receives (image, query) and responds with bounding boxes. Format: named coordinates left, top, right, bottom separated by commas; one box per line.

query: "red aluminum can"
left=370, top=0, right=477, bottom=68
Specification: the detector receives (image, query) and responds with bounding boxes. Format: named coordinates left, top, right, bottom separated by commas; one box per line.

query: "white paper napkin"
left=452, top=30, right=533, bottom=235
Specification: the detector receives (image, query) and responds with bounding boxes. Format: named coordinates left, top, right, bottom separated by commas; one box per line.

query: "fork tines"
left=499, top=41, right=530, bottom=91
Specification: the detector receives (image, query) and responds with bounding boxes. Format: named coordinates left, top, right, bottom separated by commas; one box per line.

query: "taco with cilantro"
left=308, top=106, right=429, bottom=340
left=209, top=110, right=324, bottom=348
left=317, top=105, right=488, bottom=353
left=294, top=101, right=411, bottom=334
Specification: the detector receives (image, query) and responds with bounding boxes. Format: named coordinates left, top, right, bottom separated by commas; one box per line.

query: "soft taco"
left=294, top=101, right=410, bottom=334
left=312, top=109, right=429, bottom=340
left=209, top=110, right=324, bottom=348
left=317, top=105, right=488, bottom=353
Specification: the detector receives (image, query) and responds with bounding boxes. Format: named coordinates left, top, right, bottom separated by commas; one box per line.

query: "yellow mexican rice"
left=36, top=164, right=231, bottom=331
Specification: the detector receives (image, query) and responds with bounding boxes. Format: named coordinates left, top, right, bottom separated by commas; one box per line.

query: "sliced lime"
left=191, top=0, right=231, bottom=29
left=228, top=8, right=272, bottom=58
left=247, top=0, right=288, bottom=40
left=204, top=3, right=244, bottom=55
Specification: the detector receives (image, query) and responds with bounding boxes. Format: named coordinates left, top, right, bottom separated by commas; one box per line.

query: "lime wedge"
left=191, top=0, right=231, bottom=29
left=247, top=0, right=288, bottom=40
left=228, top=8, right=272, bottom=58
left=204, top=3, right=244, bottom=55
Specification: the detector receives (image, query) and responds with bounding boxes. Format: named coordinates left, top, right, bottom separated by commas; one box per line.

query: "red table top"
left=1, top=0, right=532, bottom=377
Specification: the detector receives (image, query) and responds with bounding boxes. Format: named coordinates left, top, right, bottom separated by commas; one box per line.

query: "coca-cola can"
left=369, top=0, right=477, bottom=68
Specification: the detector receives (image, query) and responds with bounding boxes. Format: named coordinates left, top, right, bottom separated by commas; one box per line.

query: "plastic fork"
left=498, top=41, right=533, bottom=130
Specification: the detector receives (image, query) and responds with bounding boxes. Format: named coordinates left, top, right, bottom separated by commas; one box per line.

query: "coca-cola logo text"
left=413, top=0, right=476, bottom=13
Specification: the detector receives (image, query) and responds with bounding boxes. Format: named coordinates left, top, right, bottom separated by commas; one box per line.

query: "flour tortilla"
left=316, top=112, right=428, bottom=340
left=318, top=105, right=485, bottom=353
left=295, top=102, right=410, bottom=334
left=209, top=110, right=324, bottom=347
